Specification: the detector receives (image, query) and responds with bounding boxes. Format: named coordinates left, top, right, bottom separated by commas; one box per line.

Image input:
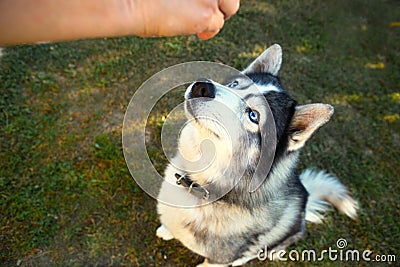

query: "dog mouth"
left=184, top=80, right=219, bottom=136
left=184, top=98, right=198, bottom=119
left=185, top=100, right=221, bottom=138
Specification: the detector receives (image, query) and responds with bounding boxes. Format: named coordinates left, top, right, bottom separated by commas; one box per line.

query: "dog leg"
left=196, top=259, right=228, bottom=267
left=156, top=225, right=174, bottom=240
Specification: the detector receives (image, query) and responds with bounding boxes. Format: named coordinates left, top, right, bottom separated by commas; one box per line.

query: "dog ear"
left=288, top=104, right=334, bottom=151
left=242, top=44, right=282, bottom=76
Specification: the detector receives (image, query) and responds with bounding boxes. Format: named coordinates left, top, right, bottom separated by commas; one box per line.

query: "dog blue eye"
left=248, top=110, right=259, bottom=124
left=227, top=81, right=238, bottom=88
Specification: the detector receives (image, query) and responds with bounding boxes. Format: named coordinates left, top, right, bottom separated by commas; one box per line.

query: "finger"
left=197, top=30, right=220, bottom=40
left=218, top=0, right=240, bottom=20
left=197, top=6, right=224, bottom=38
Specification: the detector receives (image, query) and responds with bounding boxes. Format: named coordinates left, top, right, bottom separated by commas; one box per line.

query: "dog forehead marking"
left=256, top=83, right=281, bottom=94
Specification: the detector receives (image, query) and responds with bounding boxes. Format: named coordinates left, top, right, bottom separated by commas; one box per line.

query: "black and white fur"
left=156, top=44, right=358, bottom=266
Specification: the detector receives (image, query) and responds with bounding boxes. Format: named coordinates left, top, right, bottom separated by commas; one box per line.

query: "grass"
left=1, top=0, right=399, bottom=266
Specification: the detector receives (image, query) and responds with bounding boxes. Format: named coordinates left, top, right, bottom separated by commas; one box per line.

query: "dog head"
left=180, top=44, right=334, bottom=190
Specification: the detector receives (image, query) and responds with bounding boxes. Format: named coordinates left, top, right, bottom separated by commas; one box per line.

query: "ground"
left=1, top=0, right=399, bottom=266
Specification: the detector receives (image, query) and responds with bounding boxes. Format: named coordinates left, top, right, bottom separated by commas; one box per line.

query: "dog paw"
left=156, top=225, right=174, bottom=240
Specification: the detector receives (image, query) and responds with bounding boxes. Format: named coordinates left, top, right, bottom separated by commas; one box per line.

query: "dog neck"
left=175, top=173, right=210, bottom=200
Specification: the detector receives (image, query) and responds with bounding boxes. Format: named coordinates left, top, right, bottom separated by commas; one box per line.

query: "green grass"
left=1, top=0, right=399, bottom=266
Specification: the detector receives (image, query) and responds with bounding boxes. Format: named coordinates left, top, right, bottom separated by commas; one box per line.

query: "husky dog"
left=156, top=44, right=358, bottom=266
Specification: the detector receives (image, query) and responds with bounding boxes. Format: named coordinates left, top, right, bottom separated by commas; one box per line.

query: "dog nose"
left=190, top=81, right=216, bottom=99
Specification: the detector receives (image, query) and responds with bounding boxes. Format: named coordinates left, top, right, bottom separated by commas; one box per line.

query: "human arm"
left=0, top=0, right=239, bottom=45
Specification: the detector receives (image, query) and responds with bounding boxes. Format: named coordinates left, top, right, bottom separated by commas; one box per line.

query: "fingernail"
left=197, top=31, right=218, bottom=40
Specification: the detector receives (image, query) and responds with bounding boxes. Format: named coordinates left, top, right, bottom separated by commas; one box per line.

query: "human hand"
left=133, top=0, right=240, bottom=40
